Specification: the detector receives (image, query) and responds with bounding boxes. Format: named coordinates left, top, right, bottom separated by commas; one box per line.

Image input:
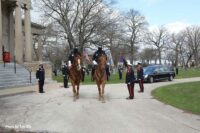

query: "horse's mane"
left=72, top=54, right=81, bottom=66
left=69, top=53, right=82, bottom=85
left=95, top=54, right=107, bottom=83
left=98, top=55, right=107, bottom=66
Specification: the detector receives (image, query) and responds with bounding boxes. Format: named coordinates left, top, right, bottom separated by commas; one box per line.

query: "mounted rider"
left=68, top=47, right=81, bottom=69
left=92, top=46, right=110, bottom=81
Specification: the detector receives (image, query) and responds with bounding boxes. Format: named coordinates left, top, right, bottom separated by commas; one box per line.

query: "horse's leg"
left=71, top=84, right=77, bottom=101
left=97, top=82, right=101, bottom=101
left=101, top=82, right=106, bottom=103
left=71, top=82, right=76, bottom=97
left=76, top=83, right=80, bottom=99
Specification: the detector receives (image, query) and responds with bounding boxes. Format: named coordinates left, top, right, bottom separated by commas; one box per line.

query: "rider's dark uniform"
left=68, top=48, right=81, bottom=65
left=137, top=62, right=144, bottom=92
left=62, top=63, right=69, bottom=88
left=92, top=47, right=110, bottom=81
left=125, top=64, right=135, bottom=99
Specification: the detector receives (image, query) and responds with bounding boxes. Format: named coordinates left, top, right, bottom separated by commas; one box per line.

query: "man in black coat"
left=118, top=65, right=123, bottom=80
left=62, top=62, right=69, bottom=88
left=36, top=64, right=45, bottom=93
left=81, top=66, right=86, bottom=82
left=137, top=62, right=144, bottom=92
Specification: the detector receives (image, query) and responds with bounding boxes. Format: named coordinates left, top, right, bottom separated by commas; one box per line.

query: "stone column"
left=14, top=1, right=23, bottom=63
left=8, top=8, right=15, bottom=60
left=0, top=0, right=2, bottom=62
left=24, top=3, right=32, bottom=62
left=38, top=36, right=43, bottom=61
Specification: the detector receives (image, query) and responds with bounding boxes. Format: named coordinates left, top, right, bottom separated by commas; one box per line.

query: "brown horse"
left=94, top=55, right=107, bottom=102
left=69, top=54, right=82, bottom=100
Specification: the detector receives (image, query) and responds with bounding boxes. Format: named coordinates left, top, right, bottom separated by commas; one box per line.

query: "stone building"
left=0, top=0, right=33, bottom=63
left=0, top=0, right=52, bottom=83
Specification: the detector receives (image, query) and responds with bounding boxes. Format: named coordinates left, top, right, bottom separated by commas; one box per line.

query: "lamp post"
left=14, top=51, right=16, bottom=74
left=29, top=68, right=32, bottom=83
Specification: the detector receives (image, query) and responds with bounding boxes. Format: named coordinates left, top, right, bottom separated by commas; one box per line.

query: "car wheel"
left=149, top=77, right=154, bottom=83
left=168, top=75, right=173, bottom=81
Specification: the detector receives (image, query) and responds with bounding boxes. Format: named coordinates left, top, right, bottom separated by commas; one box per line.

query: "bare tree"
left=185, top=26, right=200, bottom=67
left=139, top=47, right=157, bottom=65
left=145, top=26, right=169, bottom=64
left=124, top=9, right=148, bottom=64
left=169, top=31, right=186, bottom=67
left=37, top=0, right=114, bottom=51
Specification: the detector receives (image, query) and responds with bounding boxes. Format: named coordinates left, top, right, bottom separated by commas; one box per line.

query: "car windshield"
left=144, top=67, right=155, bottom=74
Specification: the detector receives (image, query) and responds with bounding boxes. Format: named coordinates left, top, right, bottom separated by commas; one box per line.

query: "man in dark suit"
left=36, top=64, right=45, bottom=93
left=81, top=66, right=86, bottom=82
left=62, top=62, right=69, bottom=88
left=137, top=62, right=144, bottom=92
left=125, top=62, right=135, bottom=100
left=118, top=65, right=123, bottom=80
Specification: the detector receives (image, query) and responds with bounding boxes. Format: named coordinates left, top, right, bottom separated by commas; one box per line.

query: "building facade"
left=0, top=0, right=33, bottom=63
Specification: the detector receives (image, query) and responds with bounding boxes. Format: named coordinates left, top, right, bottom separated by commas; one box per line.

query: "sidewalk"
left=0, top=82, right=63, bottom=98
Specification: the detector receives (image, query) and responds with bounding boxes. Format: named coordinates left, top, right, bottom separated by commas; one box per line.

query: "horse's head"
left=98, top=55, right=107, bottom=70
left=72, top=54, right=82, bottom=71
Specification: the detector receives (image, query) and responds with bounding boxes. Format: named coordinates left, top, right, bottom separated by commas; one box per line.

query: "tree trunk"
left=175, top=46, right=179, bottom=67
left=158, top=49, right=162, bottom=65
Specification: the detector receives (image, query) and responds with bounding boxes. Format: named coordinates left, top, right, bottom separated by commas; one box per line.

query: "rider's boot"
left=106, top=65, right=110, bottom=81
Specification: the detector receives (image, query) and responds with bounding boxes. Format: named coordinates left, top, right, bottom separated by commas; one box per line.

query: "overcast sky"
left=114, top=0, right=200, bottom=32
left=31, top=0, right=200, bottom=33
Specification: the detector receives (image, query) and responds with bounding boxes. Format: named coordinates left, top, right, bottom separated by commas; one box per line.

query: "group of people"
left=124, top=61, right=144, bottom=100
left=36, top=46, right=144, bottom=100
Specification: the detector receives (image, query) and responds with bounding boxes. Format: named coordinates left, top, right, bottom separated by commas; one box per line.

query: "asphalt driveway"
left=0, top=78, right=200, bottom=133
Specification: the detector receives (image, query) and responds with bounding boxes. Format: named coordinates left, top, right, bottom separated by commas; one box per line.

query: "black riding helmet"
left=98, top=46, right=102, bottom=52
left=73, top=47, right=78, bottom=53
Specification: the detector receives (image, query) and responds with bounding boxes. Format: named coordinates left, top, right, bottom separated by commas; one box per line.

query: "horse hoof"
left=73, top=97, right=76, bottom=102
left=76, top=95, right=79, bottom=99
left=98, top=97, right=101, bottom=101
left=102, top=99, right=105, bottom=103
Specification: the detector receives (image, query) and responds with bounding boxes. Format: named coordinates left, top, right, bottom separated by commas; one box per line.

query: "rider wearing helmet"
left=92, top=46, right=110, bottom=81
left=68, top=47, right=81, bottom=68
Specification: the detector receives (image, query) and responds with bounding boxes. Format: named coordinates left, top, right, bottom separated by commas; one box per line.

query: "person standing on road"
left=137, top=62, right=144, bottom=93
left=81, top=66, right=86, bottom=82
left=118, top=65, right=123, bottom=80
left=62, top=62, right=69, bottom=88
left=36, top=64, right=45, bottom=93
left=123, top=59, right=135, bottom=100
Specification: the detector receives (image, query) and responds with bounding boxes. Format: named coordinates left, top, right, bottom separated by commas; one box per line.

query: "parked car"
left=142, top=65, right=175, bottom=83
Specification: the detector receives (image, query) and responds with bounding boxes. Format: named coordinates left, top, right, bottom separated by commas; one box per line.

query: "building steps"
left=0, top=63, right=38, bottom=89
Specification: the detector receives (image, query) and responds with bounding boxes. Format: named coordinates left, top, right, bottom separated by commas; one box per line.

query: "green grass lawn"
left=175, top=68, right=200, bottom=79
left=152, top=81, right=200, bottom=114
left=53, top=68, right=200, bottom=84
left=53, top=72, right=126, bottom=84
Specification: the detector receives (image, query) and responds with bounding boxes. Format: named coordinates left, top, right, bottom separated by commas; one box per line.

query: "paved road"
left=0, top=78, right=200, bottom=133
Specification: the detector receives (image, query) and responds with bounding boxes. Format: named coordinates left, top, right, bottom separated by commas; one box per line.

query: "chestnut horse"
left=94, top=55, right=107, bottom=102
left=69, top=54, right=82, bottom=100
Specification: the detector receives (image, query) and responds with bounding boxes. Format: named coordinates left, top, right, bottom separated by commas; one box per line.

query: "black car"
left=142, top=65, right=175, bottom=83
